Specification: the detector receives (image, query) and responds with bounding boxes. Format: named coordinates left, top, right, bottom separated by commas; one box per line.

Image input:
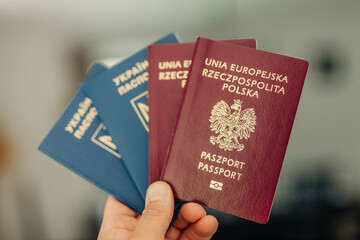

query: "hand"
left=98, top=181, right=218, bottom=240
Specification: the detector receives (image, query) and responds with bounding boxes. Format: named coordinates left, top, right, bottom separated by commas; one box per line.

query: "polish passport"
left=161, top=37, right=309, bottom=223
left=39, top=62, right=145, bottom=213
left=148, top=39, right=257, bottom=184
left=82, top=34, right=180, bottom=198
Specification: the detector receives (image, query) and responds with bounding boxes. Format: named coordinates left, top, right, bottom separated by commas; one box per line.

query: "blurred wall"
left=0, top=21, right=105, bottom=239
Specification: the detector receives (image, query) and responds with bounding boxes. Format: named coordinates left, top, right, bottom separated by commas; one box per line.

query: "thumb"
left=130, top=181, right=174, bottom=240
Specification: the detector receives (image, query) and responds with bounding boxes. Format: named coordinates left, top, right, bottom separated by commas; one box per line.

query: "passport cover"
left=148, top=39, right=257, bottom=184
left=82, top=34, right=180, bottom=198
left=39, top=63, right=145, bottom=213
left=162, top=37, right=309, bottom=223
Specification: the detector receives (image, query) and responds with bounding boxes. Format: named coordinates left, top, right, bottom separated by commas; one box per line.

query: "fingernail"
left=147, top=182, right=166, bottom=203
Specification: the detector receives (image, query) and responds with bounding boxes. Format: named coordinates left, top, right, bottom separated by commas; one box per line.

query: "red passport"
left=161, top=37, right=308, bottom=223
left=148, top=39, right=257, bottom=184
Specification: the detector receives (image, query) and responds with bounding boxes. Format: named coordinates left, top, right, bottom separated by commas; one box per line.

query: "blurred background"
left=0, top=0, right=359, bottom=239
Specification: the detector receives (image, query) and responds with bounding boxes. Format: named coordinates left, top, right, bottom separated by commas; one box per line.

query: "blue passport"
left=38, top=62, right=145, bottom=213
left=82, top=33, right=180, bottom=197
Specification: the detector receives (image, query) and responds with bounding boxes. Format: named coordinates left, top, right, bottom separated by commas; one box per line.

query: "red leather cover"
left=161, top=37, right=308, bottom=223
left=148, top=39, right=257, bottom=184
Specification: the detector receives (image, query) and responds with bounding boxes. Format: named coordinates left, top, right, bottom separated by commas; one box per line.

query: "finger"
left=101, top=196, right=138, bottom=227
left=130, top=181, right=174, bottom=240
left=104, top=196, right=138, bottom=218
left=180, top=215, right=218, bottom=240
left=165, top=203, right=206, bottom=239
left=99, top=196, right=139, bottom=239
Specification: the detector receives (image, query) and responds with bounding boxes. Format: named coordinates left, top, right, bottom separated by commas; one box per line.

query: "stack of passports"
left=39, top=33, right=308, bottom=223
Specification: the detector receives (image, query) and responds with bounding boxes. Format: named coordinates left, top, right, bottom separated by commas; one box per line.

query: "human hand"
left=98, top=181, right=218, bottom=240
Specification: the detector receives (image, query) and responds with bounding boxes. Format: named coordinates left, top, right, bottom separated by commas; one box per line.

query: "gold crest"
left=209, top=100, right=256, bottom=151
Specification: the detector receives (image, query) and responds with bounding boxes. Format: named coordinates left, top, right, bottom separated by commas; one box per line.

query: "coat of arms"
left=209, top=100, right=256, bottom=151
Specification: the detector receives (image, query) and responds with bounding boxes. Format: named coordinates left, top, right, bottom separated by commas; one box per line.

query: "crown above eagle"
left=234, top=99, right=243, bottom=106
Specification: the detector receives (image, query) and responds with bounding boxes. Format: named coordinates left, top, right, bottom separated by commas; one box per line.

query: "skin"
left=98, top=181, right=218, bottom=240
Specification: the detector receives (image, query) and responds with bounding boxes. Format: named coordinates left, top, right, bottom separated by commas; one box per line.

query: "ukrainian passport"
left=39, top=63, right=145, bottom=213
left=148, top=39, right=257, bottom=184
left=161, top=37, right=309, bottom=223
left=82, top=34, right=180, bottom=198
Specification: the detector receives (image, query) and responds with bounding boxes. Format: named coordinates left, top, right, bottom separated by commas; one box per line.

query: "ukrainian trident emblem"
left=209, top=100, right=256, bottom=151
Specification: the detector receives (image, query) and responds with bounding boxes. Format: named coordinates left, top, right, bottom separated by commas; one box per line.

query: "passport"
left=148, top=39, right=257, bottom=184
left=82, top=34, right=180, bottom=198
left=161, top=37, right=309, bottom=223
left=38, top=62, right=145, bottom=213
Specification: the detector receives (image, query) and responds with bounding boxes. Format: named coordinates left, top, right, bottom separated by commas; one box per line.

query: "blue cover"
left=82, top=34, right=180, bottom=197
left=38, top=63, right=145, bottom=213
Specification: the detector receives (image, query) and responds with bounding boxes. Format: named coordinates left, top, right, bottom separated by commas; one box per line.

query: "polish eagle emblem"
left=209, top=99, right=256, bottom=151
